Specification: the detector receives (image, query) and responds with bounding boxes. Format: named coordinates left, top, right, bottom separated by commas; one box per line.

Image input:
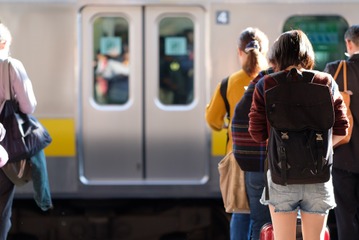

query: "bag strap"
left=0, top=58, right=12, bottom=114
left=219, top=76, right=230, bottom=119
left=315, top=132, right=325, bottom=174
left=278, top=145, right=287, bottom=185
left=219, top=76, right=230, bottom=146
left=3, top=58, right=11, bottom=101
left=333, top=60, right=348, bottom=92
left=343, top=61, right=347, bottom=92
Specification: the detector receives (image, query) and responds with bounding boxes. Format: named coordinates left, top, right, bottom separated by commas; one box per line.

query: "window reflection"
left=283, top=16, right=348, bottom=70
left=159, top=18, right=194, bottom=105
left=93, top=17, right=129, bottom=105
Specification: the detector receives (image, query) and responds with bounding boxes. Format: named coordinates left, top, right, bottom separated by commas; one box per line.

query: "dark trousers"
left=332, top=168, right=359, bottom=240
left=230, top=213, right=251, bottom=240
left=0, top=169, right=15, bottom=240
left=246, top=172, right=271, bottom=240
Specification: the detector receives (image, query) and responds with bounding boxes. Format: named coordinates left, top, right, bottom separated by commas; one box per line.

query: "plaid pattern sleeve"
left=231, top=69, right=272, bottom=172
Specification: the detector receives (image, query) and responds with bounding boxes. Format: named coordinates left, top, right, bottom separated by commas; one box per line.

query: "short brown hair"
left=268, top=30, right=315, bottom=71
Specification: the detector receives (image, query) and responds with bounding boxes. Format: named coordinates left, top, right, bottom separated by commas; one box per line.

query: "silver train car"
left=0, top=0, right=357, bottom=239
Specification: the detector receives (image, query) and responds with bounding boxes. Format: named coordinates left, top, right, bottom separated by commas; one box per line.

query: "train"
left=0, top=0, right=356, bottom=239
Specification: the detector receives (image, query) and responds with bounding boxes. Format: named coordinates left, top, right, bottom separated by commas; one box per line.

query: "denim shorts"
left=260, top=170, right=336, bottom=214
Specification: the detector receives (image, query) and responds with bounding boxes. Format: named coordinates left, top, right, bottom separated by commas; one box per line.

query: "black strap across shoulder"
left=220, top=76, right=230, bottom=119
left=219, top=76, right=230, bottom=146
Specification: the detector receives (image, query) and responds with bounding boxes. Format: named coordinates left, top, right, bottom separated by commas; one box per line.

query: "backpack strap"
left=271, top=68, right=315, bottom=84
left=302, top=70, right=315, bottom=83
left=279, top=145, right=288, bottom=185
left=220, top=76, right=230, bottom=119
left=315, top=132, right=324, bottom=174
left=219, top=76, right=230, bottom=146
left=302, top=70, right=325, bottom=174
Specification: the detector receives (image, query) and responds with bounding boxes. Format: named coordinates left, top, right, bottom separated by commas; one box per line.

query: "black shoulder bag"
left=0, top=59, right=52, bottom=185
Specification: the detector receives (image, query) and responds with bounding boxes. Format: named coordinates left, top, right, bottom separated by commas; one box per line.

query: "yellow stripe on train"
left=41, top=118, right=227, bottom=157
left=39, top=118, right=76, bottom=157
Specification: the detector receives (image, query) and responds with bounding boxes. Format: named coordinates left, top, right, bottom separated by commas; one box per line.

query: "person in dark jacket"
left=231, top=67, right=273, bottom=240
left=324, top=24, right=359, bottom=240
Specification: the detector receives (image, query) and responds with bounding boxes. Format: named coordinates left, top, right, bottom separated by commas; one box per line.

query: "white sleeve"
left=9, top=58, right=37, bottom=114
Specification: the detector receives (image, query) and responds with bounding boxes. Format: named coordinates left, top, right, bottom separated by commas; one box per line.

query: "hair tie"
left=245, top=40, right=260, bottom=53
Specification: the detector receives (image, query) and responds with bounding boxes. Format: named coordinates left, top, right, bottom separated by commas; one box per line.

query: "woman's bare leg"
left=269, top=205, right=297, bottom=240
left=301, top=211, right=328, bottom=240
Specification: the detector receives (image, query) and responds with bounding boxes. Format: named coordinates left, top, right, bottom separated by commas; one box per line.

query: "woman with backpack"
left=248, top=30, right=349, bottom=240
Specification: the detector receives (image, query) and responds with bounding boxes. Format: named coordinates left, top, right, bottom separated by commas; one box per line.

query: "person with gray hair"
left=0, top=22, right=37, bottom=239
left=324, top=24, right=359, bottom=240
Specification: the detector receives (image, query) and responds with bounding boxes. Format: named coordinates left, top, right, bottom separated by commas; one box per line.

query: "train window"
left=283, top=15, right=348, bottom=71
left=159, top=17, right=194, bottom=105
left=93, top=17, right=129, bottom=105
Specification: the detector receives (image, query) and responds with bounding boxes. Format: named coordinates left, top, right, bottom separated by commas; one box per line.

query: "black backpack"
left=265, top=69, right=335, bottom=185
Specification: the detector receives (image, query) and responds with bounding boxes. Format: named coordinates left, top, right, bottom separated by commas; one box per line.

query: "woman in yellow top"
left=205, top=27, right=269, bottom=240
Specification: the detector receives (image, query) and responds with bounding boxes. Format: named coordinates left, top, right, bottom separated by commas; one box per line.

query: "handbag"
left=333, top=60, right=353, bottom=147
left=0, top=123, right=8, bottom=168
left=0, top=59, right=52, bottom=163
left=2, top=158, right=32, bottom=186
left=218, top=151, right=250, bottom=213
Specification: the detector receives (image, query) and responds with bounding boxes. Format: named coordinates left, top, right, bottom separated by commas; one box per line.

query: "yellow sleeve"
left=205, top=83, right=227, bottom=131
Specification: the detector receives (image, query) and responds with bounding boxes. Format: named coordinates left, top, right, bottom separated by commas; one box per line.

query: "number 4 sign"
left=216, top=11, right=230, bottom=25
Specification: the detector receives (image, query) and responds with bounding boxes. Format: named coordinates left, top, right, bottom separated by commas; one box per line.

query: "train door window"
left=93, top=17, right=129, bottom=105
left=283, top=15, right=348, bottom=71
left=159, top=17, right=194, bottom=105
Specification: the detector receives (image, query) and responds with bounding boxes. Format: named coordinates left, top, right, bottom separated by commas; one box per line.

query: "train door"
left=79, top=6, right=208, bottom=185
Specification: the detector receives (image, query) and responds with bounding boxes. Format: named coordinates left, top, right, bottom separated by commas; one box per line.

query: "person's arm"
left=248, top=79, right=268, bottom=142
left=333, top=135, right=347, bottom=146
left=10, top=58, right=37, bottom=114
left=205, top=83, right=227, bottom=131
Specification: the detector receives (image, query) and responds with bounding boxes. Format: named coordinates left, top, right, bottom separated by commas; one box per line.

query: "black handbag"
left=0, top=59, right=52, bottom=163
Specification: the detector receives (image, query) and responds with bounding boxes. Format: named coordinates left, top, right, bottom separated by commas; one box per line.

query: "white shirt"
left=0, top=55, right=37, bottom=114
